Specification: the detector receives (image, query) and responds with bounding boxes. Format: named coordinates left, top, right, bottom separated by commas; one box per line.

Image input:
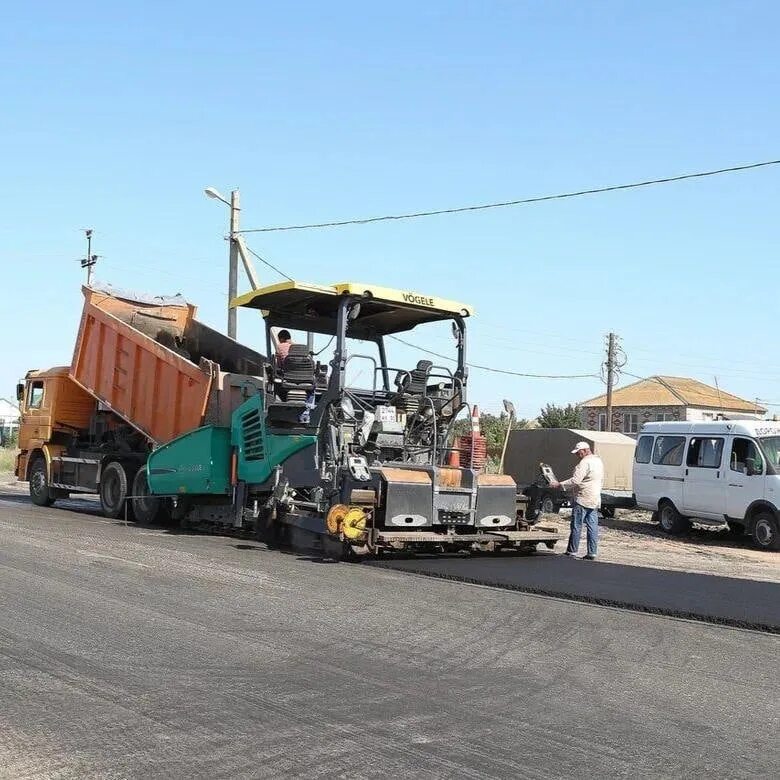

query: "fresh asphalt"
left=369, top=552, right=780, bottom=633
left=0, top=491, right=778, bottom=778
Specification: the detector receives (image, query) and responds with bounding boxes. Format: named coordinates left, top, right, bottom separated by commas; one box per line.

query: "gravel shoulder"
left=544, top=508, right=780, bottom=583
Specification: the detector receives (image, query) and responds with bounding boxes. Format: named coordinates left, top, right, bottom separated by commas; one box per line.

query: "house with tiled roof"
left=580, top=376, right=766, bottom=435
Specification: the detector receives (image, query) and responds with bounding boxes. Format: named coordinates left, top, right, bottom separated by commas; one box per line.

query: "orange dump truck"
left=15, top=285, right=266, bottom=521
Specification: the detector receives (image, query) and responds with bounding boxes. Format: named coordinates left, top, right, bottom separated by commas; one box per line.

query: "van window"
left=27, top=381, right=44, bottom=409
left=730, top=438, right=764, bottom=475
left=760, top=436, right=780, bottom=470
left=652, top=435, right=685, bottom=466
left=686, top=437, right=724, bottom=469
left=635, top=435, right=653, bottom=463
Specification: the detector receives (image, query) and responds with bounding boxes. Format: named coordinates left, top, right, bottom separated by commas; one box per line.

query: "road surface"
left=0, top=492, right=777, bottom=778
left=370, top=553, right=780, bottom=632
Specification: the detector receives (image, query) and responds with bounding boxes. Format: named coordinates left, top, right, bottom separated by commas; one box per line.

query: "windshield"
left=760, top=437, right=780, bottom=469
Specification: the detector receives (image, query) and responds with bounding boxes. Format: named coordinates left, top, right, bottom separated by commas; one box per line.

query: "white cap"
left=571, top=441, right=590, bottom=454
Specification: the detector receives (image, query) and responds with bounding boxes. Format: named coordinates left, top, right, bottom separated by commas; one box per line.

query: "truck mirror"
left=16, top=382, right=24, bottom=402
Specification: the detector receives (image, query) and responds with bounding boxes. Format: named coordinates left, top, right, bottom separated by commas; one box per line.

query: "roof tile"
left=581, top=376, right=765, bottom=413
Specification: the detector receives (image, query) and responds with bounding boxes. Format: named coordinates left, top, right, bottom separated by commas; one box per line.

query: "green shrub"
left=0, top=448, right=17, bottom=473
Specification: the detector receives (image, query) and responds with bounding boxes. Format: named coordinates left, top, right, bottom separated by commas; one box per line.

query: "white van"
left=633, top=420, right=780, bottom=550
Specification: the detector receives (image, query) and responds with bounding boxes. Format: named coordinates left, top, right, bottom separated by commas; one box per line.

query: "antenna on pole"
left=714, top=376, right=724, bottom=413
left=79, top=229, right=99, bottom=285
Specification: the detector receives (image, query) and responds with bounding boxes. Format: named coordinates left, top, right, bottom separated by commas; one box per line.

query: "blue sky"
left=1, top=1, right=778, bottom=419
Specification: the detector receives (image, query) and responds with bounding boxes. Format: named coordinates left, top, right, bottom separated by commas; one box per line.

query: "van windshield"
left=760, top=436, right=780, bottom=469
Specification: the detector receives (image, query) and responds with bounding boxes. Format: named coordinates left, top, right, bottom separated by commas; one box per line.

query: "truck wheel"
left=751, top=511, right=780, bottom=551
left=658, top=500, right=690, bottom=535
left=131, top=468, right=165, bottom=526
left=540, top=495, right=557, bottom=516
left=100, top=461, right=133, bottom=520
left=29, top=456, right=54, bottom=507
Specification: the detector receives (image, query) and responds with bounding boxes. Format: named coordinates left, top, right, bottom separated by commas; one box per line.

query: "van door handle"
left=685, top=468, right=689, bottom=476
left=728, top=484, right=742, bottom=488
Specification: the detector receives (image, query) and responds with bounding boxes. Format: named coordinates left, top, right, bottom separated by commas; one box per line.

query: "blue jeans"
left=567, top=503, right=599, bottom=557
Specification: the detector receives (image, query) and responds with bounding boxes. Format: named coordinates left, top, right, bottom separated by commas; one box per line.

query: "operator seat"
left=393, top=359, right=433, bottom=416
left=278, top=344, right=316, bottom=403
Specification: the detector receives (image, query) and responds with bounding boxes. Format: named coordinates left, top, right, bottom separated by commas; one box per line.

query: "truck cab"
left=15, top=367, right=98, bottom=501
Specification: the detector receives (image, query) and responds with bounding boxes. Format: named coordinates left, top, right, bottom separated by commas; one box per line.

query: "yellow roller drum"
left=326, top=504, right=349, bottom=535
left=341, top=507, right=368, bottom=541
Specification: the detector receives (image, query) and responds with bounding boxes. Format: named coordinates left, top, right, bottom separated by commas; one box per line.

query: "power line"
left=389, top=335, right=598, bottom=379
left=238, top=158, right=780, bottom=233
left=244, top=244, right=293, bottom=281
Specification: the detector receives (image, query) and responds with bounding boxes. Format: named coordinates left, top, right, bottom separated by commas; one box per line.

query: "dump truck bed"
left=70, top=285, right=267, bottom=445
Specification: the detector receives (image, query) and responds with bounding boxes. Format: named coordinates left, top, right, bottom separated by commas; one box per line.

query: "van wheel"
left=658, top=501, right=690, bottom=535
left=601, top=506, right=615, bottom=519
left=751, top=511, right=780, bottom=551
left=131, top=468, right=167, bottom=525
left=100, top=461, right=133, bottom=520
left=29, top=456, right=54, bottom=507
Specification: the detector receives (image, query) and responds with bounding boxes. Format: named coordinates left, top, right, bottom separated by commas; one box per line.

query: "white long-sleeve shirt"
left=560, top=454, right=604, bottom=509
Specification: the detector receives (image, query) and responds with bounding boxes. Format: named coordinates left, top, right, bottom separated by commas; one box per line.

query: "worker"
left=550, top=442, right=604, bottom=560
left=273, top=329, right=293, bottom=370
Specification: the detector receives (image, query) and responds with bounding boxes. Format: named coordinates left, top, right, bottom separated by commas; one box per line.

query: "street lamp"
left=204, top=186, right=230, bottom=206
left=204, top=186, right=240, bottom=339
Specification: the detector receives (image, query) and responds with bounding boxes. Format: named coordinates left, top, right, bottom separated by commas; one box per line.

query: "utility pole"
left=605, top=332, right=616, bottom=432
left=228, top=190, right=240, bottom=339
left=205, top=186, right=265, bottom=341
left=80, top=229, right=98, bottom=285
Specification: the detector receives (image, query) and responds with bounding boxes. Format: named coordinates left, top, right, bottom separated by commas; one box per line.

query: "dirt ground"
left=2, top=469, right=778, bottom=584
left=547, top=507, right=780, bottom=584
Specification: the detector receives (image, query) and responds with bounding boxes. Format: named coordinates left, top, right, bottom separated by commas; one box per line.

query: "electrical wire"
left=244, top=244, right=294, bottom=281
left=238, top=159, right=780, bottom=233
left=388, top=335, right=598, bottom=379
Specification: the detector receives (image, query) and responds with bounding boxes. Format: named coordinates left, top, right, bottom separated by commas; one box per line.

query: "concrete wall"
left=581, top=405, right=683, bottom=435
left=685, top=406, right=763, bottom=421
left=582, top=404, right=765, bottom=433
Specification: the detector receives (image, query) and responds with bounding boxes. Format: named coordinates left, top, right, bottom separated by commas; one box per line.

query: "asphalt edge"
left=368, top=561, right=780, bottom=635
